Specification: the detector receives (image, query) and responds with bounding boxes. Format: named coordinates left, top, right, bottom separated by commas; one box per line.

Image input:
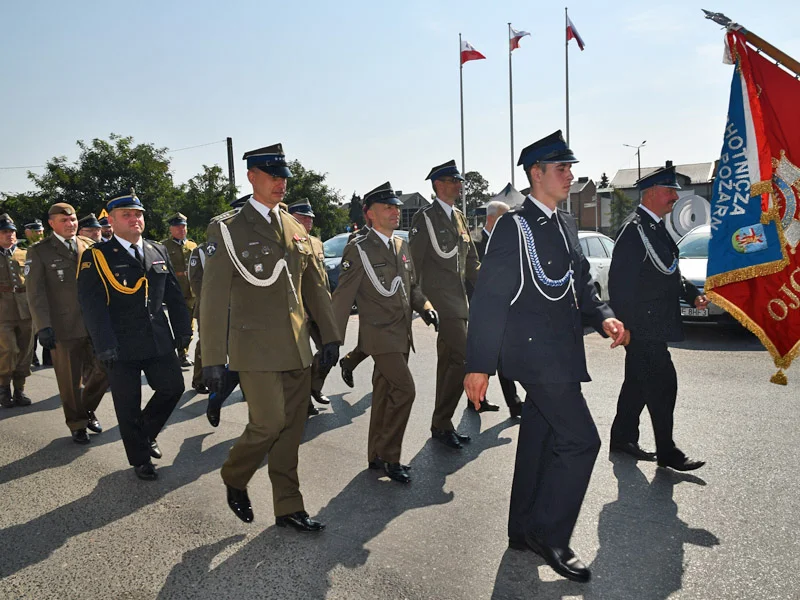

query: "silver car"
left=677, top=224, right=730, bottom=322
left=578, top=231, right=615, bottom=301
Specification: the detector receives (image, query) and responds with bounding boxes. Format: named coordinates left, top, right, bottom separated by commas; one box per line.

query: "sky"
left=2, top=1, right=800, bottom=205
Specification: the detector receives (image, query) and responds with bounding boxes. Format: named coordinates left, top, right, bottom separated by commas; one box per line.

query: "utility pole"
left=623, top=140, right=646, bottom=200
left=226, top=137, right=236, bottom=189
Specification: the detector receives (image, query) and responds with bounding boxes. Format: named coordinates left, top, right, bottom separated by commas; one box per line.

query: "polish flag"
left=510, top=27, right=531, bottom=51
left=566, top=16, right=585, bottom=51
left=461, top=40, right=486, bottom=64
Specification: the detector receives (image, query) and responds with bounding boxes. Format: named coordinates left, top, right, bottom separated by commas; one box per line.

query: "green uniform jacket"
left=200, top=202, right=340, bottom=372
left=332, top=229, right=432, bottom=356
left=0, top=246, right=30, bottom=322
left=188, top=242, right=207, bottom=320
left=408, top=200, right=479, bottom=320
left=161, top=237, right=198, bottom=301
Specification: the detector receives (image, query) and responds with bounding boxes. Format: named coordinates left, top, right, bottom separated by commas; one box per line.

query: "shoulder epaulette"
left=76, top=235, right=95, bottom=245
left=210, top=207, right=242, bottom=224
left=30, top=238, right=47, bottom=249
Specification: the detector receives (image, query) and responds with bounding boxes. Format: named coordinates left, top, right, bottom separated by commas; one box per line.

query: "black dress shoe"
left=468, top=398, right=500, bottom=413
left=339, top=359, right=354, bottom=388
left=524, top=535, right=591, bottom=583
left=12, top=390, right=31, bottom=407
left=149, top=439, right=162, bottom=460
left=134, top=461, right=158, bottom=481
left=308, top=402, right=320, bottom=416
left=71, top=429, right=91, bottom=445
left=0, top=386, right=13, bottom=408
left=658, top=450, right=705, bottom=471
left=311, top=389, right=330, bottom=404
left=180, top=354, right=194, bottom=368
left=207, top=395, right=222, bottom=427
left=86, top=411, right=102, bottom=433
left=193, top=382, right=209, bottom=394
left=610, top=440, right=656, bottom=461
left=384, top=462, right=411, bottom=484
left=276, top=511, right=325, bottom=532
left=226, top=484, right=254, bottom=523
left=509, top=398, right=523, bottom=419
left=453, top=431, right=471, bottom=443
left=432, top=428, right=463, bottom=449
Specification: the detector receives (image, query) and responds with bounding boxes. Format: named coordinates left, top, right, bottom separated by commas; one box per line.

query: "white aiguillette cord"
left=354, top=241, right=407, bottom=301
left=218, top=220, right=298, bottom=304
left=422, top=212, right=458, bottom=259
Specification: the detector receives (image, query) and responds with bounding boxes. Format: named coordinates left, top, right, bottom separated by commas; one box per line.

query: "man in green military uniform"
left=287, top=198, right=332, bottom=415
left=162, top=212, right=198, bottom=367
left=332, top=182, right=438, bottom=483
left=201, top=144, right=341, bottom=530
left=0, top=214, right=33, bottom=408
left=408, top=160, right=486, bottom=451
left=78, top=213, right=103, bottom=243
left=23, top=220, right=49, bottom=367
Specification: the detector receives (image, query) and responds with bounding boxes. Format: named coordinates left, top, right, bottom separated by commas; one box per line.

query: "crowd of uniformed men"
left=0, top=131, right=709, bottom=583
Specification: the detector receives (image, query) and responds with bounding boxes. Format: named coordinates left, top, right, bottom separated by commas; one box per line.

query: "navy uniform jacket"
left=608, top=207, right=699, bottom=343
left=465, top=198, right=613, bottom=384
left=474, top=229, right=490, bottom=261
left=77, top=236, right=192, bottom=361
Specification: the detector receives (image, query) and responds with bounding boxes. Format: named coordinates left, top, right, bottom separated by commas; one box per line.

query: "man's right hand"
left=463, top=372, right=489, bottom=411
left=203, top=365, right=227, bottom=395
left=96, top=347, right=119, bottom=370
left=38, top=327, right=57, bottom=350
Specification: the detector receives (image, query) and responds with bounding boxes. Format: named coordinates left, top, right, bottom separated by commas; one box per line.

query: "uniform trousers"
left=369, top=352, right=415, bottom=464
left=308, top=320, right=332, bottom=395
left=52, top=337, right=107, bottom=430
left=497, top=370, right=519, bottom=406
left=610, top=338, right=677, bottom=459
left=107, top=352, right=184, bottom=467
left=340, top=345, right=368, bottom=372
left=431, top=317, right=467, bottom=431
left=221, top=368, right=310, bottom=517
left=0, top=319, right=33, bottom=388
left=509, top=382, right=601, bottom=548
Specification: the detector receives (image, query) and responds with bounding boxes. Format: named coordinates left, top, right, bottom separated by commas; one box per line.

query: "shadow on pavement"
left=0, top=393, right=62, bottom=421
left=302, top=392, right=371, bottom=444
left=671, top=323, right=763, bottom=352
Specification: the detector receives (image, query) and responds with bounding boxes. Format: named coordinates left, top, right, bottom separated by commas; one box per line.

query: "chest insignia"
left=206, top=242, right=217, bottom=257
left=254, top=263, right=263, bottom=273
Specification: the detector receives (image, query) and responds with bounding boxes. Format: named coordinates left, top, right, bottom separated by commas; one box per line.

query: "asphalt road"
left=0, top=318, right=797, bottom=600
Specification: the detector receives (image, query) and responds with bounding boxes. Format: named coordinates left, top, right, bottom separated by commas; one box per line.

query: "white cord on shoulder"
left=637, top=224, right=678, bottom=275
left=218, top=221, right=298, bottom=304
left=354, top=241, right=407, bottom=300
left=512, top=215, right=574, bottom=303
left=422, top=212, right=458, bottom=259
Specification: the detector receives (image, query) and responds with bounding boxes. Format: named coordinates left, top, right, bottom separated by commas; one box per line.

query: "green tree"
left=599, top=172, right=610, bottom=188
left=609, top=188, right=636, bottom=235
left=178, top=165, right=237, bottom=241
left=463, top=171, right=491, bottom=215
left=348, top=192, right=365, bottom=230
left=284, top=160, right=348, bottom=240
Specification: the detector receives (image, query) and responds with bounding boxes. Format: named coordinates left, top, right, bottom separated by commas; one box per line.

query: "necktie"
left=270, top=210, right=282, bottom=237
left=388, top=239, right=395, bottom=255
left=132, top=244, right=144, bottom=267
left=66, top=239, right=77, bottom=256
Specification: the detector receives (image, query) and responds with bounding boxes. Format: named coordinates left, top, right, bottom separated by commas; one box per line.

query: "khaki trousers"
left=52, top=337, right=108, bottom=431
left=0, top=319, right=33, bottom=388
left=308, top=320, right=331, bottom=395
left=370, top=353, right=415, bottom=464
left=221, top=368, right=311, bottom=516
left=431, top=317, right=467, bottom=431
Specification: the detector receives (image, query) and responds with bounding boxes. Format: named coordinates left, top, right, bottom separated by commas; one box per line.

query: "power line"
left=0, top=165, right=45, bottom=171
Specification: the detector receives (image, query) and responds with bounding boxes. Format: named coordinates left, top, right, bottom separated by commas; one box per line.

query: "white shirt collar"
left=638, top=204, right=661, bottom=223
left=372, top=229, right=394, bottom=248
left=114, top=234, right=143, bottom=254
left=528, top=195, right=556, bottom=219
left=249, top=197, right=281, bottom=224
left=53, top=232, right=75, bottom=245
left=435, top=197, right=454, bottom=218
left=482, top=227, right=491, bottom=238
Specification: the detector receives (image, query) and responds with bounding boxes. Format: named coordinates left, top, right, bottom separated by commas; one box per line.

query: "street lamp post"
left=623, top=140, right=646, bottom=200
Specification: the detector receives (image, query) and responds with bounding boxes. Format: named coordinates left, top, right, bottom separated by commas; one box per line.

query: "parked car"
left=577, top=231, right=615, bottom=301
left=676, top=224, right=732, bottom=323
left=324, top=229, right=409, bottom=293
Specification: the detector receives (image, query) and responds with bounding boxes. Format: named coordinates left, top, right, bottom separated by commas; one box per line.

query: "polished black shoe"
left=86, top=411, right=102, bottom=433
left=432, top=428, right=463, bottom=449
left=524, top=535, right=591, bottom=583
left=339, top=359, right=354, bottom=388
left=0, top=386, right=13, bottom=408
left=207, top=395, right=222, bottom=427
left=311, top=389, right=330, bottom=404
left=453, top=431, right=471, bottom=443
left=149, top=439, right=162, bottom=460
left=179, top=354, right=194, bottom=368
left=226, top=484, right=254, bottom=523
left=610, top=440, right=656, bottom=461
left=384, top=462, right=411, bottom=484
left=369, top=458, right=411, bottom=471
left=71, top=429, right=91, bottom=445
left=193, top=382, right=209, bottom=394
left=658, top=450, right=705, bottom=472
left=468, top=398, right=500, bottom=413
left=509, top=397, right=524, bottom=419
left=12, top=389, right=31, bottom=406
left=276, top=510, right=325, bottom=532
left=134, top=461, right=158, bottom=481
left=307, top=402, right=320, bottom=416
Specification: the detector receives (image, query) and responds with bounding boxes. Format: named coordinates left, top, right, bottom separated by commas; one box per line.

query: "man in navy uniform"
left=608, top=163, right=707, bottom=471
left=99, top=216, right=113, bottom=242
left=78, top=190, right=191, bottom=480
left=464, top=131, right=627, bottom=583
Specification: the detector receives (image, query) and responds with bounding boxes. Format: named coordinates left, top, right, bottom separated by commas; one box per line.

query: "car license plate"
left=681, top=307, right=709, bottom=317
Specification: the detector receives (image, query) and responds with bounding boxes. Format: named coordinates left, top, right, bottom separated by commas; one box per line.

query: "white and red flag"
left=461, top=40, right=486, bottom=64
left=509, top=26, right=531, bottom=51
left=566, top=16, right=585, bottom=50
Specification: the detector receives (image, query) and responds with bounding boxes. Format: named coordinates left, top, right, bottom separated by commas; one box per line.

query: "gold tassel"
left=770, top=369, right=788, bottom=385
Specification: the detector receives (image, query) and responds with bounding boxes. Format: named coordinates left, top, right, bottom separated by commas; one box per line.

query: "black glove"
left=421, top=308, right=439, bottom=332
left=320, top=343, right=340, bottom=370
left=203, top=365, right=227, bottom=395
left=174, top=335, right=192, bottom=352
left=96, top=347, right=119, bottom=371
left=38, top=327, right=57, bottom=350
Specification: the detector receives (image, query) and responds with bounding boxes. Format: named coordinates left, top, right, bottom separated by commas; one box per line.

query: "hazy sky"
left=2, top=1, right=799, bottom=203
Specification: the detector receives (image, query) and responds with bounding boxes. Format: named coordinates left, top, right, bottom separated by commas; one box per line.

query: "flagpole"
left=508, top=23, right=515, bottom=188
left=459, top=33, right=467, bottom=214
left=565, top=7, right=571, bottom=213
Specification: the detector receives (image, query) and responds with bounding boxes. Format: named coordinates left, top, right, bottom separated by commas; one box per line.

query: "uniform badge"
left=57, top=269, right=65, bottom=282
left=80, top=261, right=92, bottom=271
left=189, top=257, right=198, bottom=267
left=241, top=250, right=250, bottom=258
left=206, top=242, right=217, bottom=257
left=23, top=265, right=30, bottom=276
left=650, top=223, right=657, bottom=230
left=262, top=246, right=270, bottom=255
left=410, top=227, right=418, bottom=236
left=341, top=259, right=351, bottom=271
left=254, top=263, right=263, bottom=273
